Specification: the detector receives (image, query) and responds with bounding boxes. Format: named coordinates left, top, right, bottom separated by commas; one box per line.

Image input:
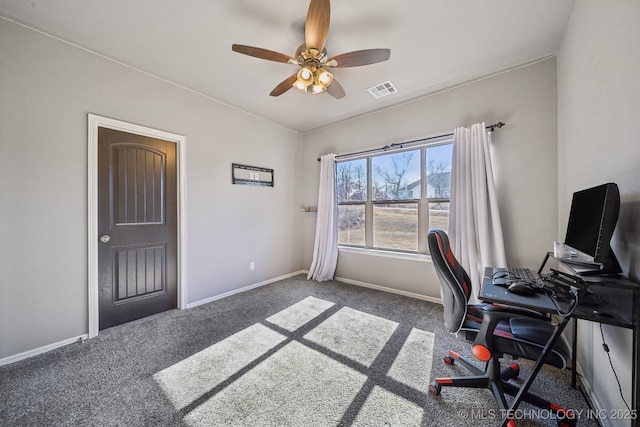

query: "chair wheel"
left=501, top=362, right=520, bottom=381
left=443, top=356, right=455, bottom=365
left=557, top=411, right=577, bottom=427
left=429, top=383, right=441, bottom=395
left=511, top=363, right=520, bottom=378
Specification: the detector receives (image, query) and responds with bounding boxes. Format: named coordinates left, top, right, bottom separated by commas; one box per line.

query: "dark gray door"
left=98, top=127, right=177, bottom=329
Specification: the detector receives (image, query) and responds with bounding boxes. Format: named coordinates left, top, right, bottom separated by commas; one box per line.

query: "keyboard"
left=507, top=267, right=539, bottom=283
left=492, top=266, right=545, bottom=290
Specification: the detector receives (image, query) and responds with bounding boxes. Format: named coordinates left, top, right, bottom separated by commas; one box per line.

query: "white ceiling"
left=0, top=0, right=576, bottom=133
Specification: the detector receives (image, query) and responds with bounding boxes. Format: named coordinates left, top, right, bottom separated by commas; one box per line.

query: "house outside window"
left=337, top=139, right=452, bottom=254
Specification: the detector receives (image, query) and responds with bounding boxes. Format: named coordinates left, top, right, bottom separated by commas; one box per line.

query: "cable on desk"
left=546, top=287, right=580, bottom=318
left=541, top=269, right=595, bottom=317
left=490, top=270, right=517, bottom=286
left=490, top=268, right=587, bottom=317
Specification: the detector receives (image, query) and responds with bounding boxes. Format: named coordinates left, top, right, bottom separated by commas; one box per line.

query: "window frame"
left=336, top=137, right=452, bottom=255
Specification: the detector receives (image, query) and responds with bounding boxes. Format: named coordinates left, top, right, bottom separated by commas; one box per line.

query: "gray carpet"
left=0, top=275, right=598, bottom=426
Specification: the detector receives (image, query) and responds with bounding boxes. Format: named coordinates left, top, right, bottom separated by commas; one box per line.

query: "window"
left=337, top=158, right=366, bottom=246
left=337, top=139, right=452, bottom=254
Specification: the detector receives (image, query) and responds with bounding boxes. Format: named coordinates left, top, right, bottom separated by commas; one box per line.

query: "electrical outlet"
left=250, top=262, right=255, bottom=270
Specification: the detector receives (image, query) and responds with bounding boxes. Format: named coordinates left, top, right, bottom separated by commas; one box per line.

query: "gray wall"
left=4, top=8, right=640, bottom=423
left=558, top=1, right=640, bottom=424
left=0, top=19, right=304, bottom=360
left=302, top=58, right=559, bottom=300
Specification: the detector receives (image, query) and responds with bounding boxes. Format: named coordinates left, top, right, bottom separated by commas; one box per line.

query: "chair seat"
left=505, top=318, right=570, bottom=369
left=457, top=304, right=570, bottom=369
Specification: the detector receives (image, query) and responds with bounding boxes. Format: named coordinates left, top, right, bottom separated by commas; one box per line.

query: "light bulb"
left=311, top=84, right=325, bottom=94
left=294, top=66, right=314, bottom=93
left=294, top=81, right=308, bottom=92
left=297, top=67, right=314, bottom=85
left=317, top=69, right=333, bottom=86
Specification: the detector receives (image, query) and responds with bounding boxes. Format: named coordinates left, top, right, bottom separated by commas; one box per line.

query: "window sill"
left=338, top=246, right=432, bottom=263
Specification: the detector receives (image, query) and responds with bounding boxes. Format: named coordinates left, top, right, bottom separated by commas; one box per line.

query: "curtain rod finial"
left=488, top=122, right=506, bottom=132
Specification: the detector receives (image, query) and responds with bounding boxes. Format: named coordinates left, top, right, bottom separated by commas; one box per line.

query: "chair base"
left=430, top=350, right=576, bottom=427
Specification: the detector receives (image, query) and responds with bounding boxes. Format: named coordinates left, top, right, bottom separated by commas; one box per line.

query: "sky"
left=371, top=144, right=452, bottom=184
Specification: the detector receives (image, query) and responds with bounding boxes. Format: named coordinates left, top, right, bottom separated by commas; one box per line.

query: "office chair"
left=427, top=229, right=575, bottom=427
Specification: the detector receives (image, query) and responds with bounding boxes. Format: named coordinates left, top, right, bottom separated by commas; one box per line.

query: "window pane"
left=426, top=144, right=452, bottom=198
left=428, top=201, right=449, bottom=232
left=338, top=204, right=365, bottom=246
left=337, top=159, right=367, bottom=202
left=373, top=203, right=418, bottom=251
left=372, top=150, right=420, bottom=200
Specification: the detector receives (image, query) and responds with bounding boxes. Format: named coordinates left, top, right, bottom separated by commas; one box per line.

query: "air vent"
left=367, top=81, right=397, bottom=98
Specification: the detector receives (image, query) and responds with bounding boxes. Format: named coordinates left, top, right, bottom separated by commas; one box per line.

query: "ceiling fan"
left=231, top=0, right=390, bottom=99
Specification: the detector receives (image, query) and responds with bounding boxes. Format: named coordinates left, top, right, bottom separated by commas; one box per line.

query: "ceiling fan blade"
left=232, top=44, right=297, bottom=64
left=326, top=78, right=346, bottom=99
left=270, top=74, right=298, bottom=97
left=326, top=49, right=391, bottom=67
left=305, top=0, right=330, bottom=52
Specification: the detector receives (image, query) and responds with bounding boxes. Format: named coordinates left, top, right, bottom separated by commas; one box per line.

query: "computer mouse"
left=507, top=282, right=536, bottom=296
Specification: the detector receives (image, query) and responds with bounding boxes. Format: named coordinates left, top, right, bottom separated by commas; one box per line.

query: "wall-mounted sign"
left=232, top=163, right=274, bottom=187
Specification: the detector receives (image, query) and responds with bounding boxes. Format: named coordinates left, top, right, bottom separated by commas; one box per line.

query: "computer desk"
left=480, top=266, right=640, bottom=427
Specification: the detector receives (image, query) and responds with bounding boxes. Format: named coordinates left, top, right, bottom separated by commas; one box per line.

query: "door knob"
left=100, top=234, right=111, bottom=243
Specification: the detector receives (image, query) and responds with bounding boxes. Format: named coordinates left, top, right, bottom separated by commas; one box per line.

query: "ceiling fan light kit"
left=294, top=66, right=333, bottom=94
left=231, top=0, right=390, bottom=99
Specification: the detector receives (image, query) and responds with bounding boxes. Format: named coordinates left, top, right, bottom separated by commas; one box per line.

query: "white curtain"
left=449, top=122, right=506, bottom=302
left=308, top=154, right=339, bottom=282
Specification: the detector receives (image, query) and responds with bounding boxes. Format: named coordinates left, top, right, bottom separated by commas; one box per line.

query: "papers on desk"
left=553, top=242, right=603, bottom=271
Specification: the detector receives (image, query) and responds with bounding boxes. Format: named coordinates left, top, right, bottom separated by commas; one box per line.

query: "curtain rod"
left=317, top=121, right=505, bottom=161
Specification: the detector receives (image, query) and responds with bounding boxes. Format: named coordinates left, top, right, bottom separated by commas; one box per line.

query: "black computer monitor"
left=563, top=182, right=622, bottom=275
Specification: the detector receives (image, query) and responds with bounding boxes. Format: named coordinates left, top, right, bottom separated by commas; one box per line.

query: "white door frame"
left=87, top=114, right=187, bottom=338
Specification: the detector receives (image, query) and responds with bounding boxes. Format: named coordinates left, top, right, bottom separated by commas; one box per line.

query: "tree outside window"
left=336, top=141, right=452, bottom=254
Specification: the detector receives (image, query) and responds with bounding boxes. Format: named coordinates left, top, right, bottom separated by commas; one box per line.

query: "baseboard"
left=1, top=272, right=306, bottom=366
left=0, top=334, right=89, bottom=367
left=186, top=270, right=308, bottom=309
left=574, top=360, right=614, bottom=427
left=334, top=275, right=442, bottom=305
left=1, top=270, right=437, bottom=367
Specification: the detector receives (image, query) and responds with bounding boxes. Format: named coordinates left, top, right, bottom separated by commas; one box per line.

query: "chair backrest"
left=428, top=229, right=473, bottom=334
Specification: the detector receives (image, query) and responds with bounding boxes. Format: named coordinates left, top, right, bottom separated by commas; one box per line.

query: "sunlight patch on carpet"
left=387, top=328, right=435, bottom=393
left=153, top=324, right=286, bottom=409
left=184, top=341, right=367, bottom=427
left=352, top=386, right=424, bottom=426
left=265, top=296, right=335, bottom=331
left=303, top=307, right=398, bottom=367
